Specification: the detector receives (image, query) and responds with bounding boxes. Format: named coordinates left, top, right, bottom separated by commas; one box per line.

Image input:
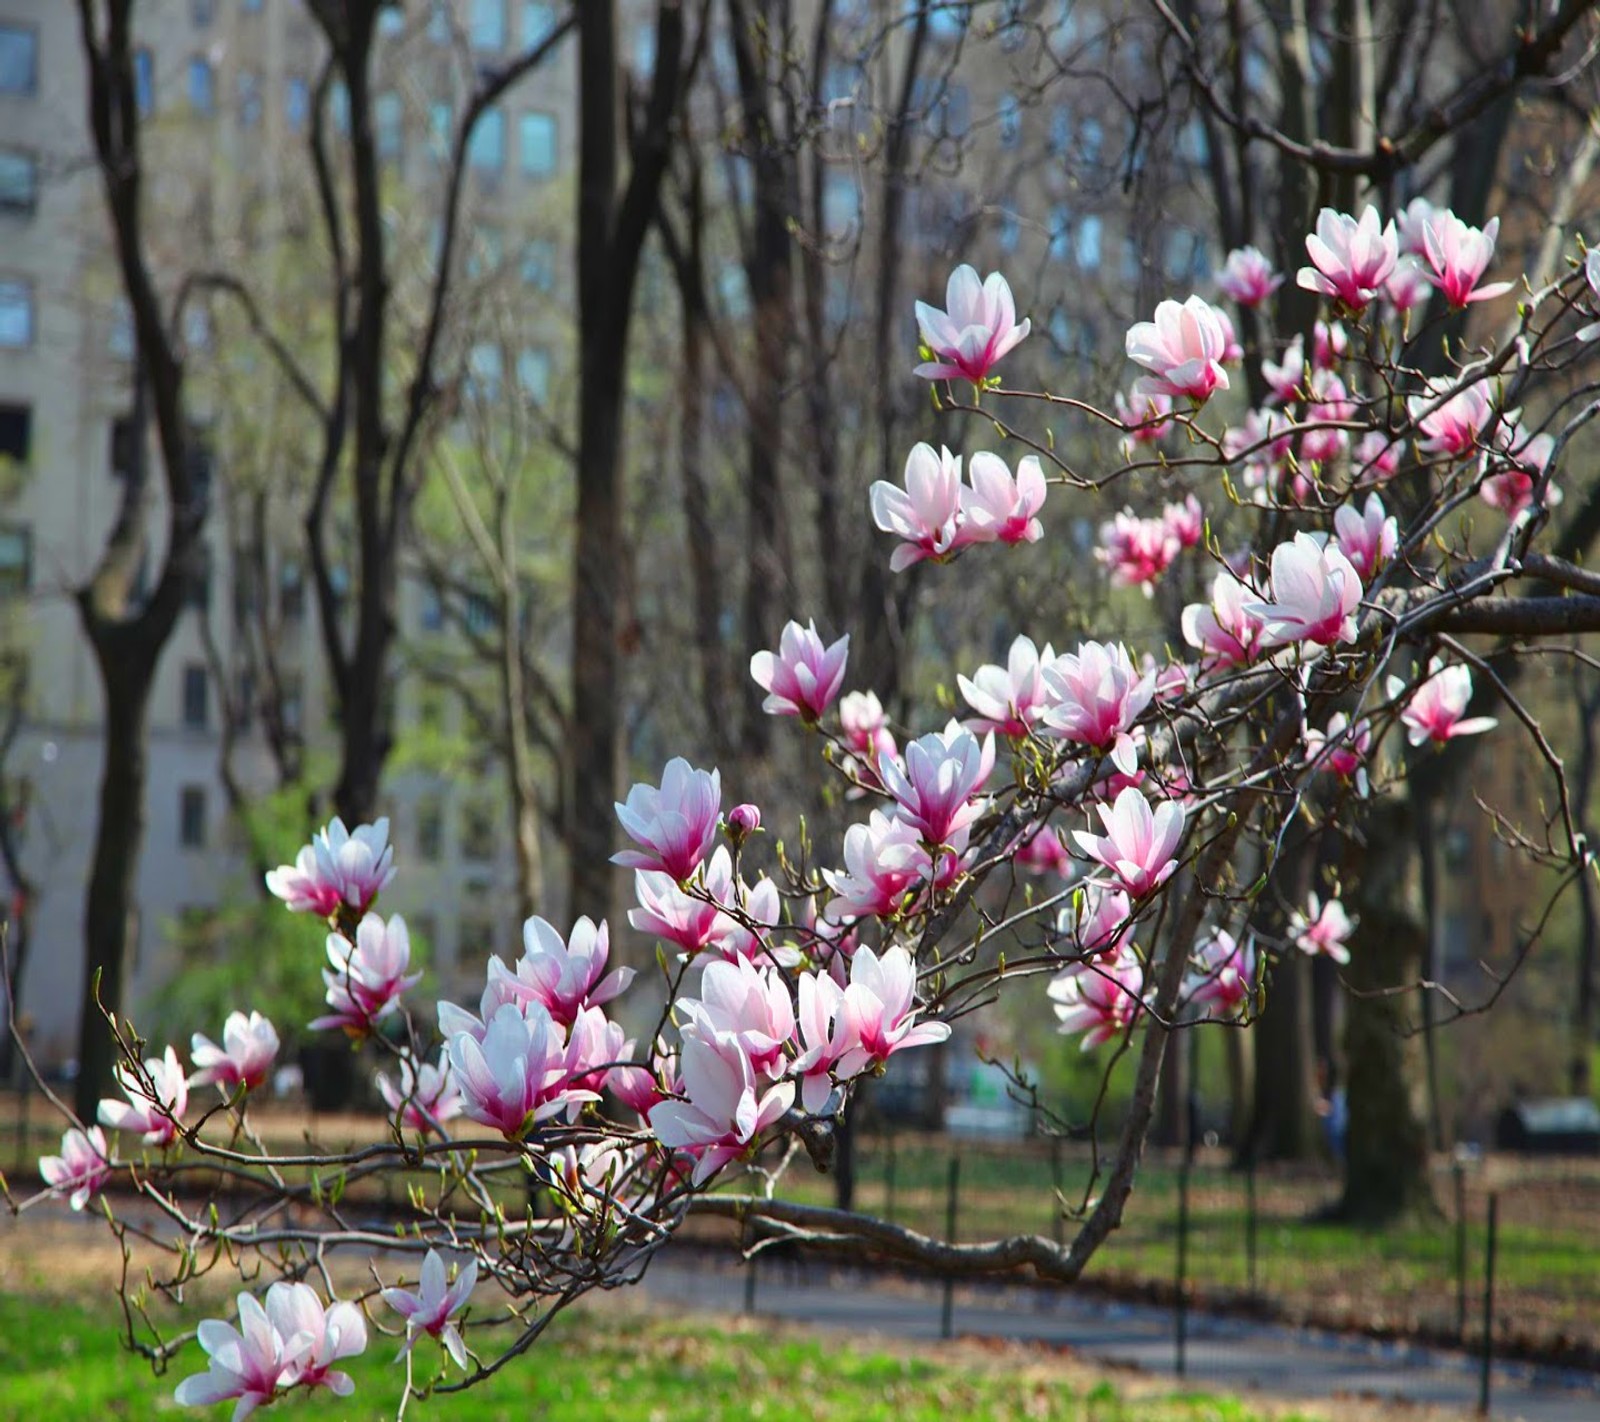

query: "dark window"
left=281, top=675, right=304, bottom=733
left=182, top=663, right=208, bottom=729
left=285, top=75, right=309, bottom=130
left=110, top=415, right=138, bottom=479
left=460, top=800, right=496, bottom=861
left=464, top=591, right=496, bottom=634
left=234, top=669, right=254, bottom=731
left=185, top=545, right=212, bottom=610
left=0, top=24, right=38, bottom=96
left=238, top=69, right=261, bottom=127
left=417, top=798, right=444, bottom=859
left=186, top=424, right=215, bottom=502
left=188, top=56, right=214, bottom=114
left=376, top=91, right=403, bottom=161
left=0, top=524, right=30, bottom=595
left=0, top=148, right=37, bottom=215
left=179, top=786, right=207, bottom=848
left=518, top=111, right=556, bottom=176
left=279, top=562, right=304, bottom=620
left=192, top=0, right=215, bottom=24
left=134, top=49, right=153, bottom=116
left=468, top=108, right=505, bottom=171
left=471, top=0, right=506, bottom=50
left=418, top=585, right=444, bottom=632
left=0, top=403, right=29, bottom=463
left=0, top=278, right=33, bottom=348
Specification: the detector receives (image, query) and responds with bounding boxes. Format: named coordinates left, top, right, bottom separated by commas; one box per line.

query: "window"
left=375, top=91, right=403, bottom=161
left=997, top=94, right=1021, bottom=150
left=285, top=75, right=310, bottom=130
left=429, top=101, right=453, bottom=159
left=996, top=209, right=1020, bottom=253
left=1075, top=214, right=1103, bottom=269
left=467, top=108, right=504, bottom=171
left=242, top=0, right=262, bottom=12
left=633, top=24, right=656, bottom=76
left=179, top=786, right=207, bottom=848
left=418, top=584, right=444, bottom=632
left=417, top=797, right=444, bottom=859
left=1048, top=203, right=1072, bottom=263
left=192, top=0, right=215, bottom=24
left=331, top=80, right=350, bottom=134
left=109, top=299, right=135, bottom=360
left=1079, top=116, right=1104, bottom=164
left=280, top=673, right=303, bottom=734
left=110, top=415, right=139, bottom=479
left=520, top=238, right=556, bottom=289
left=939, top=84, right=970, bottom=139
left=428, top=1, right=452, bottom=43
left=466, top=342, right=502, bottom=402
left=237, top=69, right=261, bottom=127
left=185, top=544, right=212, bottom=610
left=188, top=56, right=214, bottom=114
left=518, top=111, right=556, bottom=177
left=0, top=24, right=37, bottom=97
left=0, top=525, right=30, bottom=595
left=378, top=5, right=407, bottom=36
left=234, top=670, right=255, bottom=731
left=186, top=424, right=215, bottom=503
left=1049, top=106, right=1072, bottom=156
left=279, top=561, right=304, bottom=620
left=184, top=303, right=211, bottom=351
left=524, top=3, right=557, bottom=44
left=0, top=278, right=32, bottom=348
left=464, top=591, right=496, bottom=634
left=0, top=402, right=26, bottom=463
left=0, top=148, right=37, bottom=215
left=460, top=800, right=496, bottom=861
left=467, top=224, right=502, bottom=278
left=182, top=664, right=208, bottom=729
left=471, top=0, right=506, bottom=50
left=822, top=171, right=859, bottom=237
left=517, top=349, right=550, bottom=403
left=134, top=49, right=154, bottom=116
left=926, top=2, right=970, bottom=42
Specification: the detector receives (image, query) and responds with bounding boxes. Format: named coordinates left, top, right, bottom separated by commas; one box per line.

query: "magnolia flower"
left=1262, top=335, right=1305, bottom=403
left=310, top=913, right=422, bottom=1036
left=1313, top=319, right=1349, bottom=370
left=497, top=914, right=635, bottom=1027
left=446, top=1002, right=594, bottom=1138
left=1304, top=711, right=1373, bottom=797
left=1409, top=377, right=1494, bottom=458
left=1187, top=930, right=1256, bottom=1014
left=98, top=1045, right=188, bottom=1147
left=914, top=264, right=1030, bottom=383
left=870, top=443, right=966, bottom=572
left=958, top=635, right=1058, bottom=737
left=1115, top=388, right=1174, bottom=445
left=1162, top=494, right=1204, bottom=550
left=1577, top=248, right=1600, bottom=342
left=173, top=1290, right=301, bottom=1418
left=1182, top=571, right=1265, bottom=670
left=1048, top=946, right=1146, bottom=1049
left=1334, top=492, right=1398, bottom=580
left=822, top=809, right=942, bottom=922
left=1422, top=211, right=1513, bottom=308
left=1384, top=254, right=1432, bottom=313
left=1072, top=788, right=1186, bottom=898
left=1014, top=822, right=1072, bottom=876
left=1096, top=510, right=1179, bottom=593
left=835, top=945, right=950, bottom=1075
left=39, top=1126, right=114, bottom=1211
left=1246, top=533, right=1362, bottom=649
left=750, top=619, right=850, bottom=721
left=648, top=1029, right=794, bottom=1184
left=1289, top=893, right=1354, bottom=965
left=682, top=957, right=796, bottom=1079
left=1389, top=657, right=1498, bottom=746
left=879, top=725, right=993, bottom=845
left=1355, top=430, right=1402, bottom=482
left=1482, top=429, right=1560, bottom=516
left=631, top=847, right=734, bottom=955
left=1297, top=205, right=1398, bottom=312
left=1040, top=639, right=1155, bottom=775
left=1395, top=195, right=1442, bottom=256
left=376, top=1049, right=462, bottom=1133
left=1216, top=245, right=1283, bottom=307
left=791, top=970, right=854, bottom=1113
left=266, top=1283, right=367, bottom=1399
left=1057, top=880, right=1133, bottom=959
left=962, top=451, right=1047, bottom=545
left=1125, top=295, right=1232, bottom=403
left=190, top=1011, right=280, bottom=1093
left=727, top=802, right=762, bottom=837
left=613, top=757, right=722, bottom=882
left=264, top=817, right=395, bottom=917
left=382, top=1250, right=478, bottom=1369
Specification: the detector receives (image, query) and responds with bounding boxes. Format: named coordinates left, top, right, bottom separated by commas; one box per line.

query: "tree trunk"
left=1245, top=947, right=1321, bottom=1162
left=73, top=647, right=153, bottom=1122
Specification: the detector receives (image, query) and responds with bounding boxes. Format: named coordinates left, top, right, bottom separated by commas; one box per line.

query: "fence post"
left=940, top=1155, right=960, bottom=1340
left=1050, top=1135, right=1064, bottom=1248
left=1454, top=1155, right=1468, bottom=1341
left=1244, top=1154, right=1258, bottom=1301
left=1477, top=1192, right=1498, bottom=1416
left=884, top=1129, right=897, bottom=1224
left=1175, top=1158, right=1191, bottom=1377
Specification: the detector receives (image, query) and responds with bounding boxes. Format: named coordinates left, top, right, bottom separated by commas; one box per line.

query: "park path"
left=641, top=1249, right=1600, bottom=1422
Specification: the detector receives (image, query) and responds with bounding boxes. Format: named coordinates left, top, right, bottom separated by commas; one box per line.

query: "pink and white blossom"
left=1040, top=640, right=1156, bottom=775
left=1115, top=388, right=1175, bottom=445
left=1186, top=930, right=1256, bottom=1015
left=750, top=619, right=850, bottom=722
left=1577, top=248, right=1600, bottom=342
left=1262, top=336, right=1306, bottom=403
left=190, top=1011, right=280, bottom=1093
left=1389, top=658, right=1498, bottom=746
left=265, top=817, right=395, bottom=918
left=870, top=443, right=966, bottom=572
left=1334, top=492, right=1398, bottom=580
left=914, top=264, right=1031, bottom=383
left=962, top=451, right=1047, bottom=545
left=648, top=1029, right=794, bottom=1184
left=1304, top=711, right=1373, bottom=797
left=1047, top=946, right=1146, bottom=1049
left=1057, top=880, right=1133, bottom=959
left=630, top=848, right=736, bottom=955
left=1246, top=533, right=1362, bottom=648
left=1072, top=787, right=1186, bottom=898
left=446, top=1002, right=595, bottom=1139
left=1297, top=205, right=1398, bottom=312
left=376, top=1050, right=463, bottom=1132
left=266, top=1283, right=367, bottom=1400
left=1395, top=196, right=1442, bottom=257
left=682, top=957, right=796, bottom=1079
left=822, top=810, right=945, bottom=922
left=1289, top=893, right=1355, bottom=964
left=98, top=1045, right=188, bottom=1148
left=1355, top=431, right=1402, bottom=482
left=1422, top=211, right=1514, bottom=308
left=1181, top=571, right=1265, bottom=670
left=1216, top=245, right=1283, bottom=307
left=878, top=725, right=993, bottom=845
left=958, top=635, right=1059, bottom=737
left=727, top=802, right=762, bottom=838
left=1162, top=494, right=1204, bottom=551
left=1409, top=377, right=1495, bottom=458
left=790, top=970, right=854, bottom=1113
left=1125, top=295, right=1232, bottom=404
left=382, top=1250, right=478, bottom=1369
left=1313, top=320, right=1349, bottom=370
left=496, top=915, right=635, bottom=1027
left=1384, top=254, right=1433, bottom=313
left=613, top=758, right=722, bottom=882
left=835, top=945, right=950, bottom=1075
left=1096, top=510, right=1179, bottom=593
left=173, top=1290, right=302, bottom=1419
left=39, top=1125, right=114, bottom=1211
left=310, top=913, right=422, bottom=1036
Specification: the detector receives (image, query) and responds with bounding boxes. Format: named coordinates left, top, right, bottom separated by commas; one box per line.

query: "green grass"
left=0, top=1290, right=1337, bottom=1421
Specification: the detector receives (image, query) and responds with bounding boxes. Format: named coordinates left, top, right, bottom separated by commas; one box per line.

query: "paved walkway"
left=641, top=1250, right=1600, bottom=1421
